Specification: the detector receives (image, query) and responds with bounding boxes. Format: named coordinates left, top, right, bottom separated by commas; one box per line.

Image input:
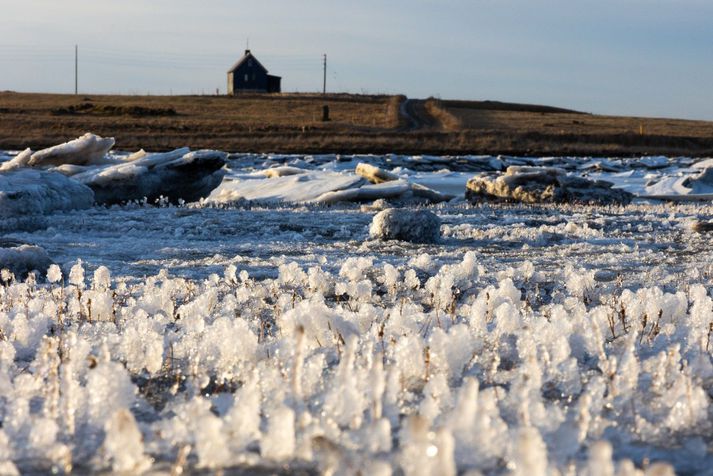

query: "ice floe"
left=466, top=166, right=633, bottom=205
left=209, top=170, right=364, bottom=203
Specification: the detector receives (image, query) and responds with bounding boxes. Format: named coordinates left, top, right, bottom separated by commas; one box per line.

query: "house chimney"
left=245, top=49, right=251, bottom=55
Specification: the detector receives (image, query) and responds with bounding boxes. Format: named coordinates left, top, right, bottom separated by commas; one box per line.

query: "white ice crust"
left=0, top=169, right=94, bottom=216
left=28, top=133, right=116, bottom=167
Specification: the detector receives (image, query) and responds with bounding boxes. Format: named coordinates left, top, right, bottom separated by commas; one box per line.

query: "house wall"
left=266, top=75, right=281, bottom=93
left=230, top=59, right=269, bottom=93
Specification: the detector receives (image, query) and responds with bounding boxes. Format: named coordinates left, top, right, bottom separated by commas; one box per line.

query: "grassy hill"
left=1, top=91, right=712, bottom=156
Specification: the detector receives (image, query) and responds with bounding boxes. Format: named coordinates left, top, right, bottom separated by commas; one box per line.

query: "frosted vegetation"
left=2, top=210, right=713, bottom=474
left=3, top=148, right=713, bottom=474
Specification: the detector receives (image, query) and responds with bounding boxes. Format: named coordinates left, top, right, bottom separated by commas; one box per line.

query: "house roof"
left=227, top=50, right=268, bottom=74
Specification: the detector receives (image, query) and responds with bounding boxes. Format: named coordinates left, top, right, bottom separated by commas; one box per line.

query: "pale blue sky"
left=1, top=0, right=712, bottom=119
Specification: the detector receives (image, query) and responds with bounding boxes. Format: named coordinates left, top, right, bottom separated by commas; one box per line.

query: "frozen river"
left=2, top=150, right=713, bottom=475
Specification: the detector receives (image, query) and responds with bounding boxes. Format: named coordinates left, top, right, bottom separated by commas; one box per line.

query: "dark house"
left=227, top=50, right=281, bottom=94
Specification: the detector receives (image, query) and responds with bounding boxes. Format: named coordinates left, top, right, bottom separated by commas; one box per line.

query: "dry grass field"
left=1, top=91, right=712, bottom=156
left=427, top=99, right=713, bottom=156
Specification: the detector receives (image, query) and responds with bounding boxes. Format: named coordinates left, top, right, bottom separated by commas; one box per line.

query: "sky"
left=1, top=0, right=712, bottom=120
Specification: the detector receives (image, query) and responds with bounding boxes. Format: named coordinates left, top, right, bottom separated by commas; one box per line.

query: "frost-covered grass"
left=1, top=232, right=712, bottom=473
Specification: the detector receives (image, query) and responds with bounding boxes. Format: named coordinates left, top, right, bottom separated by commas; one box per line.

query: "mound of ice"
left=644, top=166, right=713, bottom=201
left=466, top=166, right=633, bottom=205
left=0, top=240, right=52, bottom=279
left=209, top=171, right=363, bottom=203
left=369, top=208, right=441, bottom=243
left=28, top=133, right=115, bottom=167
left=73, top=148, right=227, bottom=204
left=0, top=169, right=94, bottom=216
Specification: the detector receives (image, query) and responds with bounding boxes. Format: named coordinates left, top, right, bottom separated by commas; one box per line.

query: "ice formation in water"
left=0, top=246, right=707, bottom=474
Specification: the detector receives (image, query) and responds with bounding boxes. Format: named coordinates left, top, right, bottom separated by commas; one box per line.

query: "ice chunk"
left=73, top=148, right=227, bottom=204
left=370, top=208, right=441, bottom=243
left=644, top=167, right=713, bottom=201
left=209, top=171, right=363, bottom=203
left=356, top=162, right=400, bottom=184
left=0, top=169, right=94, bottom=217
left=261, top=166, right=306, bottom=178
left=28, top=133, right=115, bottom=167
left=314, top=180, right=410, bottom=204
left=466, top=166, right=633, bottom=205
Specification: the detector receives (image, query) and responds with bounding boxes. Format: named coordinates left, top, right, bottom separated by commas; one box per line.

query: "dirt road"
left=399, top=98, right=439, bottom=131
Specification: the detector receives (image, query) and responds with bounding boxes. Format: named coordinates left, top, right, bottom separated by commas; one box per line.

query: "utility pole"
left=74, top=45, right=78, bottom=95
left=322, top=54, right=327, bottom=95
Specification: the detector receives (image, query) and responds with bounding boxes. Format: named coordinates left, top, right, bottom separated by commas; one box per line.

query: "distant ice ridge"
left=1, top=252, right=710, bottom=473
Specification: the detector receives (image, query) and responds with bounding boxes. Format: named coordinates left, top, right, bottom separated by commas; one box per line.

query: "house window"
left=244, top=74, right=249, bottom=82
left=248, top=59, right=253, bottom=67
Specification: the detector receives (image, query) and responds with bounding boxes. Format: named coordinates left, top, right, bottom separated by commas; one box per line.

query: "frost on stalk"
left=46, top=264, right=62, bottom=284
left=261, top=405, right=296, bottom=461
left=92, top=266, right=111, bottom=290
left=509, top=426, right=548, bottom=476
left=118, top=311, right=164, bottom=374
left=399, top=415, right=455, bottom=476
left=225, top=371, right=261, bottom=450
left=85, top=359, right=136, bottom=428
left=224, top=263, right=238, bottom=284
left=583, top=441, right=614, bottom=476
left=68, top=259, right=85, bottom=288
left=323, top=337, right=367, bottom=428
left=102, top=409, right=151, bottom=473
